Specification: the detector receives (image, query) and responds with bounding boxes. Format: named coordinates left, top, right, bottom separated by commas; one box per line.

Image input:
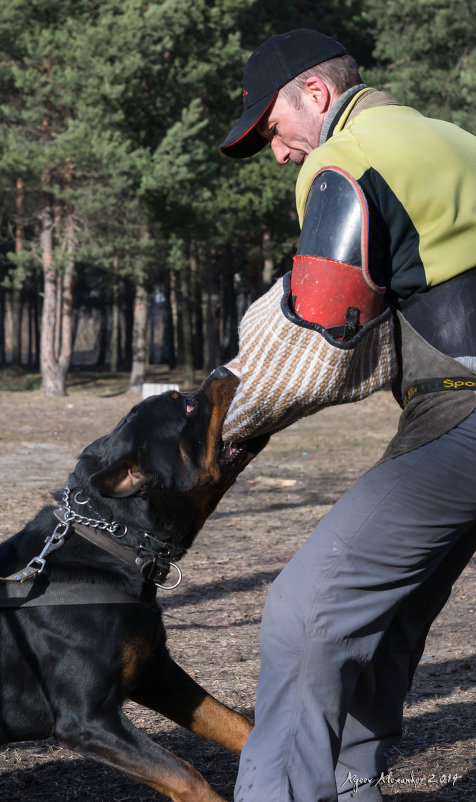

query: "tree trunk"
left=204, top=252, right=220, bottom=373
left=32, top=279, right=40, bottom=369
left=163, top=271, right=176, bottom=368
left=193, top=257, right=204, bottom=370
left=170, top=269, right=184, bottom=369
left=129, top=282, right=148, bottom=391
left=11, top=177, right=25, bottom=366
left=123, top=279, right=134, bottom=370
left=222, top=244, right=238, bottom=362
left=59, top=215, right=75, bottom=378
left=40, top=188, right=74, bottom=397
left=110, top=257, right=120, bottom=372
left=10, top=288, right=22, bottom=366
left=40, top=190, right=60, bottom=395
left=27, top=292, right=35, bottom=367
left=97, top=305, right=108, bottom=367
left=0, top=287, right=5, bottom=364
left=182, top=259, right=195, bottom=388
left=149, top=288, right=156, bottom=365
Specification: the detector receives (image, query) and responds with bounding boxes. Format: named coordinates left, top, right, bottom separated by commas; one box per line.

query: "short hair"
left=279, top=55, right=363, bottom=108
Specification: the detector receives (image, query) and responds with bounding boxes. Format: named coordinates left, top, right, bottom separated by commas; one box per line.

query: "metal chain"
left=62, top=485, right=127, bottom=538
left=12, top=484, right=182, bottom=590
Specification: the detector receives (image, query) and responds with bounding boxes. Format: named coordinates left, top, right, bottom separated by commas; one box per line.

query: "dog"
left=0, top=367, right=267, bottom=802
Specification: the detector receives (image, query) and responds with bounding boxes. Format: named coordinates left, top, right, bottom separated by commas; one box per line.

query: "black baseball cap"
left=220, top=29, right=347, bottom=159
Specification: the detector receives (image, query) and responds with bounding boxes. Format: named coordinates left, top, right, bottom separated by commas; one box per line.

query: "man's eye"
left=185, top=398, right=196, bottom=414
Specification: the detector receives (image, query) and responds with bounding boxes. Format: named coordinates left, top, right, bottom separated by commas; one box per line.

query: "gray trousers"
left=235, top=410, right=476, bottom=802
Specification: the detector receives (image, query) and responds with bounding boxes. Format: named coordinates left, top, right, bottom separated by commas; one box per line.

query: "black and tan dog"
left=0, top=367, right=267, bottom=802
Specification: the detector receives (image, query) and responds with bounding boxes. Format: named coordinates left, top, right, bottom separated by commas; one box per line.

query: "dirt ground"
left=0, top=371, right=474, bottom=802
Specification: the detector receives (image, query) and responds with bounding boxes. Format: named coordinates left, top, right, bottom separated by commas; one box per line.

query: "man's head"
left=220, top=29, right=362, bottom=164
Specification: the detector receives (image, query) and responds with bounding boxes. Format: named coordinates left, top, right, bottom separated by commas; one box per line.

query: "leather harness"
left=0, top=485, right=184, bottom=608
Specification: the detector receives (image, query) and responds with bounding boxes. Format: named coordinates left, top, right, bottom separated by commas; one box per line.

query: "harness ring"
left=73, top=490, right=90, bottom=505
left=155, top=562, right=182, bottom=591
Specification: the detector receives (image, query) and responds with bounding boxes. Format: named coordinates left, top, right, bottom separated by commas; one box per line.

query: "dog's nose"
left=210, top=366, right=232, bottom=380
left=200, top=366, right=239, bottom=399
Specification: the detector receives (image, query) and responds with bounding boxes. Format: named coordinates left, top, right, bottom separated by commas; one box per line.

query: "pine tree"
left=361, top=0, right=476, bottom=132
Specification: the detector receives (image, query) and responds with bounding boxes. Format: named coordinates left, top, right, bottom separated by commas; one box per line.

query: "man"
left=219, top=29, right=476, bottom=802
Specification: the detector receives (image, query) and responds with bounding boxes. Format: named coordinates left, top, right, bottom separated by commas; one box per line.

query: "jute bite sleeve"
left=222, top=273, right=397, bottom=443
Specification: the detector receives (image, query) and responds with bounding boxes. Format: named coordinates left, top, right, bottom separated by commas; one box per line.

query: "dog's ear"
left=90, top=461, right=148, bottom=498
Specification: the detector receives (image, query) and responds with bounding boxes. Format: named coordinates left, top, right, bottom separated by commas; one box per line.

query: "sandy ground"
left=0, top=378, right=474, bottom=801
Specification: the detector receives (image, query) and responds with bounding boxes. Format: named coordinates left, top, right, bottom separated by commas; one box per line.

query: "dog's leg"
left=131, top=652, right=253, bottom=755
left=57, top=708, right=225, bottom=802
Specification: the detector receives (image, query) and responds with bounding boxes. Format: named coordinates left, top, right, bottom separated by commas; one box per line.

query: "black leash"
left=0, top=577, right=148, bottom=608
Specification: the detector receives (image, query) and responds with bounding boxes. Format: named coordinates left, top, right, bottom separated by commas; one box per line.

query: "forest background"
left=0, top=0, right=475, bottom=396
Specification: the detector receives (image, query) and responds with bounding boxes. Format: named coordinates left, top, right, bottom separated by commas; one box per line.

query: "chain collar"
left=6, top=485, right=183, bottom=590
left=63, top=484, right=184, bottom=589
left=61, top=484, right=128, bottom=538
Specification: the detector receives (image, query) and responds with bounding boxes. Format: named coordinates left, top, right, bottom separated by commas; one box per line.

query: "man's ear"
left=90, top=462, right=148, bottom=498
left=303, top=76, right=332, bottom=114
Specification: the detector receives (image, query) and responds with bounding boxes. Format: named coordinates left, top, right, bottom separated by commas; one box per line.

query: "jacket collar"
left=319, top=84, right=368, bottom=145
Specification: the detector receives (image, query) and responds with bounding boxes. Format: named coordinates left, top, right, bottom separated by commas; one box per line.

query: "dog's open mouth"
left=219, top=441, right=248, bottom=469
left=218, top=433, right=269, bottom=471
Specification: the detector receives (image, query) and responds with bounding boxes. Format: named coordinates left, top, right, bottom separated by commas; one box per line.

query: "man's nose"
left=270, top=137, right=290, bottom=165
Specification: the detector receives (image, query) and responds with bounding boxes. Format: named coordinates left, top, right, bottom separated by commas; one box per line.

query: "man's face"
left=257, top=91, right=322, bottom=166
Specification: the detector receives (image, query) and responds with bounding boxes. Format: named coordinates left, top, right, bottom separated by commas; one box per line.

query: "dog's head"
left=71, top=368, right=267, bottom=551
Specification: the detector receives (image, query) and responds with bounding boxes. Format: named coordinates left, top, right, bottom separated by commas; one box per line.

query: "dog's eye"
left=185, top=398, right=195, bottom=414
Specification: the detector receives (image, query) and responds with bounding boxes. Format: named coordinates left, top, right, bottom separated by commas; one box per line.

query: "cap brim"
left=220, top=91, right=278, bottom=159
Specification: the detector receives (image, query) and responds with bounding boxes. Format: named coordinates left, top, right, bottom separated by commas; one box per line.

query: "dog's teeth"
left=219, top=442, right=244, bottom=466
